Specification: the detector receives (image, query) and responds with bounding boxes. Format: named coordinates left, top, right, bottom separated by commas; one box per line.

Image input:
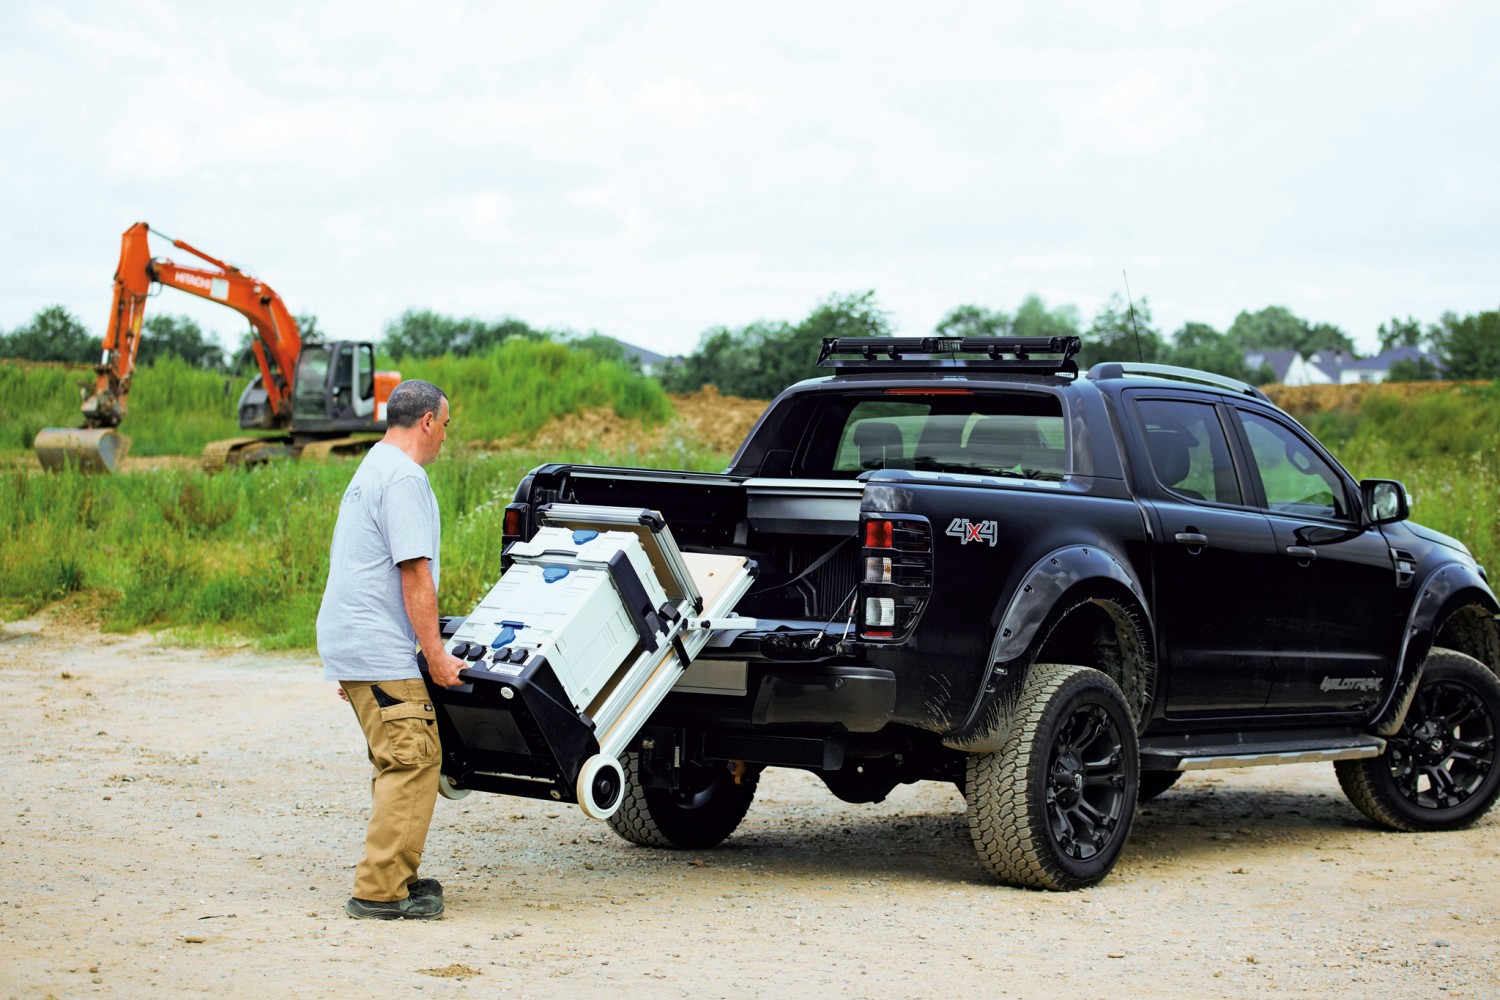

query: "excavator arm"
left=86, top=222, right=302, bottom=429
left=36, top=222, right=306, bottom=472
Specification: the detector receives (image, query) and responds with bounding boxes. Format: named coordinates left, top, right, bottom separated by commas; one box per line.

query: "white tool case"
left=422, top=504, right=756, bottom=819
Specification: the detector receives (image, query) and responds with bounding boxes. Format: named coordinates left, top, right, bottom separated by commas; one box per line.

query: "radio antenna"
left=1122, top=269, right=1145, bottom=362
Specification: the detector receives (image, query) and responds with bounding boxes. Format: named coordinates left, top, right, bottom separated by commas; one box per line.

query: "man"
left=315, top=379, right=466, bottom=920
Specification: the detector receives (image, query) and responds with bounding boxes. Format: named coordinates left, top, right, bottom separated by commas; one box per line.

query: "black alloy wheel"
left=1044, top=702, right=1132, bottom=863
left=1337, top=648, right=1500, bottom=832
left=967, top=663, right=1140, bottom=890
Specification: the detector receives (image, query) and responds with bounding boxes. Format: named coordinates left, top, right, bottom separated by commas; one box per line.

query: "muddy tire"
left=966, top=663, right=1139, bottom=890
left=606, top=751, right=756, bottom=849
left=1336, top=648, right=1500, bottom=832
left=1138, top=770, right=1183, bottom=803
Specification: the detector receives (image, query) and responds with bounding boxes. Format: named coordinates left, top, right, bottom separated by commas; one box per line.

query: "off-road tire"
left=1138, top=770, right=1183, bottom=803
left=1336, top=647, right=1500, bottom=832
left=966, top=663, right=1139, bottom=890
left=606, top=751, right=756, bottom=849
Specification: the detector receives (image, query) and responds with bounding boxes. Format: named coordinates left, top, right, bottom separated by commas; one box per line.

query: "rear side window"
left=1136, top=398, right=1242, bottom=504
left=801, top=392, right=1067, bottom=480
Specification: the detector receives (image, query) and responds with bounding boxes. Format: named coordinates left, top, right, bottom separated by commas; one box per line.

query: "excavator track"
left=201, top=436, right=295, bottom=473
left=297, top=435, right=381, bottom=463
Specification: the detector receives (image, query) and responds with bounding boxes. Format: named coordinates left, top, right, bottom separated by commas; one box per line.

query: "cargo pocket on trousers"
left=378, top=700, right=439, bottom=766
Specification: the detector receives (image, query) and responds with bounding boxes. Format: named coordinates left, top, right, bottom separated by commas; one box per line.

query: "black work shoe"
left=344, top=894, right=444, bottom=920
left=407, top=878, right=443, bottom=898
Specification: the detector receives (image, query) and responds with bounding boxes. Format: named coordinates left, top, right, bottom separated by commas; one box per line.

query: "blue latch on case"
left=490, top=626, right=517, bottom=648
left=543, top=566, right=571, bottom=583
left=571, top=529, right=600, bottom=544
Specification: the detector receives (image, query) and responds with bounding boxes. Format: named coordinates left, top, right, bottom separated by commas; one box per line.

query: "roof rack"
left=1086, top=361, right=1270, bottom=400
left=817, top=336, right=1081, bottom=375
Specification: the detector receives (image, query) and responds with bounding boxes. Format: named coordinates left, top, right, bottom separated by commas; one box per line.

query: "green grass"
left=2, top=370, right=1495, bottom=650
left=0, top=442, right=730, bottom=649
left=1, top=338, right=672, bottom=457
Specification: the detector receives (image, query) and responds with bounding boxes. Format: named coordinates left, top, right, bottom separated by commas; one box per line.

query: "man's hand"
left=399, top=556, right=466, bottom=686
left=428, top=649, right=466, bottom=688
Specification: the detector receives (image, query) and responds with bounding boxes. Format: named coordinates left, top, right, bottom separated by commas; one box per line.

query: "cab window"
left=800, top=393, right=1067, bottom=480
left=1136, top=398, right=1241, bottom=504
left=1236, top=410, right=1350, bottom=520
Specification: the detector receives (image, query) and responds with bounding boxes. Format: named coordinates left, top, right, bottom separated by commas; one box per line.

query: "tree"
left=137, top=314, right=226, bottom=369
left=659, top=322, right=782, bottom=396
left=0, top=305, right=96, bottom=362
left=381, top=309, right=545, bottom=359
left=661, top=292, right=892, bottom=399
left=1165, top=322, right=1257, bottom=381
left=1377, top=315, right=1425, bottom=352
left=1078, top=293, right=1165, bottom=368
left=1012, top=295, right=1082, bottom=341
left=1386, top=356, right=1441, bottom=381
left=934, top=304, right=1012, bottom=339
left=1227, top=306, right=1355, bottom=355
left=1430, top=309, right=1500, bottom=379
left=569, top=333, right=643, bottom=374
left=765, top=291, right=891, bottom=393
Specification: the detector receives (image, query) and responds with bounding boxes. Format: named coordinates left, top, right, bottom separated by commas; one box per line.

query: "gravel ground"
left=3, top=614, right=1498, bottom=999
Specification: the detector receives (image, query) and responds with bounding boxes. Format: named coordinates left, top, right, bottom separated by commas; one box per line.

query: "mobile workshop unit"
left=421, top=504, right=756, bottom=819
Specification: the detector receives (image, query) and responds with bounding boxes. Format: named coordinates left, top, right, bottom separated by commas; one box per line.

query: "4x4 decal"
left=947, top=517, right=998, bottom=547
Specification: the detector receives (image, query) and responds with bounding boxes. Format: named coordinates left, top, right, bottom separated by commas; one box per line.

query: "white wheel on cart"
left=438, top=774, right=470, bottom=801
left=577, top=754, right=626, bottom=819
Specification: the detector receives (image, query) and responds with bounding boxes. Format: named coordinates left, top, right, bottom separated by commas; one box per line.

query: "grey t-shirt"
left=316, top=442, right=441, bottom=681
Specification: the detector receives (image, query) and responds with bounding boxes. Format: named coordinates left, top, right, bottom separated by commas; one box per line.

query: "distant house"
left=1334, top=346, right=1440, bottom=384
left=1244, top=350, right=1331, bottom=386
left=1244, top=346, right=1441, bottom=385
left=592, top=337, right=668, bottom=376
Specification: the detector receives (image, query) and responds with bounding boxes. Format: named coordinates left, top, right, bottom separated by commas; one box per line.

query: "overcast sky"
left=3, top=1, right=1496, bottom=358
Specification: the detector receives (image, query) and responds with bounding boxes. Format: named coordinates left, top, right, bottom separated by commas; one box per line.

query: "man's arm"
left=399, top=556, right=465, bottom=687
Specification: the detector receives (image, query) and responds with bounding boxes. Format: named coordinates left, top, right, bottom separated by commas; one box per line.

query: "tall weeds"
left=0, top=339, right=671, bottom=457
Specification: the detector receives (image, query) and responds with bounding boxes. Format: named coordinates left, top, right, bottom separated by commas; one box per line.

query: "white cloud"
left=1, top=0, right=1497, bottom=358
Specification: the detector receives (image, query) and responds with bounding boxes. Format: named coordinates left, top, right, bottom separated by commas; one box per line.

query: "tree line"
left=4, top=295, right=1496, bottom=401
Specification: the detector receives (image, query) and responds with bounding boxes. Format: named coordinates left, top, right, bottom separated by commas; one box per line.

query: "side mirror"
left=1361, top=479, right=1409, bottom=525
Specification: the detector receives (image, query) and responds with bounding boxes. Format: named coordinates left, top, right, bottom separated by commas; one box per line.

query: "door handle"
left=1174, top=532, right=1208, bottom=549
left=1286, top=545, right=1317, bottom=562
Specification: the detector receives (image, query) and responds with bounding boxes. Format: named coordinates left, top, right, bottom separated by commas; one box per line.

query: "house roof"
left=1340, top=345, right=1438, bottom=373
left=1243, top=349, right=1300, bottom=382
left=610, top=338, right=668, bottom=366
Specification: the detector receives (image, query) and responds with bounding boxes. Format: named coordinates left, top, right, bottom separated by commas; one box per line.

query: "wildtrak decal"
left=1320, top=676, right=1381, bottom=693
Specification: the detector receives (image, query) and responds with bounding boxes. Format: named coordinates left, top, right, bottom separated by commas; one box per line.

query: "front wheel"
left=606, top=751, right=757, bottom=849
left=966, top=663, right=1139, bottom=890
left=1336, top=647, right=1500, bottom=831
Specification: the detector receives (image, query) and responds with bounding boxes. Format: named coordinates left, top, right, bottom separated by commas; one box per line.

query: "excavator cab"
left=289, top=341, right=384, bottom=433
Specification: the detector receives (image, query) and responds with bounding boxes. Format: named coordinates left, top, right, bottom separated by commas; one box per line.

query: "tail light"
left=501, top=503, right=529, bottom=573
left=858, top=515, right=932, bottom=641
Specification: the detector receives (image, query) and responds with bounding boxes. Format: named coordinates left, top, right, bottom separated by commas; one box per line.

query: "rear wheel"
left=966, top=663, right=1139, bottom=890
left=1336, top=648, right=1500, bottom=831
left=607, top=751, right=757, bottom=849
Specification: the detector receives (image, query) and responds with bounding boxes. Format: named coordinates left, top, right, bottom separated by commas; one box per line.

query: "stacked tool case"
left=421, top=505, right=755, bottom=819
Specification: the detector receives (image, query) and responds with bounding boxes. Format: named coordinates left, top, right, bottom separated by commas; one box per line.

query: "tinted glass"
left=1238, top=410, right=1350, bottom=520
left=1136, top=398, right=1241, bottom=504
left=802, top=393, right=1067, bottom=480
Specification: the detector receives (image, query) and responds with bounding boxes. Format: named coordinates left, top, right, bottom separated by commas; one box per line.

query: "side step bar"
left=1140, top=731, right=1386, bottom=771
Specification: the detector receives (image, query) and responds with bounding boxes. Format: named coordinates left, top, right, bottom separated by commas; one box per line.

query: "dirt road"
left=3, top=613, right=1497, bottom=998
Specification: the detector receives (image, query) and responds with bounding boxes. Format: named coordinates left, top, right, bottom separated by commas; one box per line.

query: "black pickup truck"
left=492, top=335, right=1500, bottom=890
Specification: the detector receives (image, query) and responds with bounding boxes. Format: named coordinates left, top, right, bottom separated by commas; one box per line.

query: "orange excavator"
left=34, top=222, right=400, bottom=472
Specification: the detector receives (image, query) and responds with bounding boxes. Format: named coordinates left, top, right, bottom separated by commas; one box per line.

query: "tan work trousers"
left=340, top=678, right=441, bottom=902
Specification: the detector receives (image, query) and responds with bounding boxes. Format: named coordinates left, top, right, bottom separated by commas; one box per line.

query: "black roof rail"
left=1086, top=361, right=1270, bottom=400
left=817, top=336, right=1081, bottom=375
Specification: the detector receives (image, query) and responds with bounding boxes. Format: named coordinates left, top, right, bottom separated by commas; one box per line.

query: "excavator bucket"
left=33, top=428, right=131, bottom=474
